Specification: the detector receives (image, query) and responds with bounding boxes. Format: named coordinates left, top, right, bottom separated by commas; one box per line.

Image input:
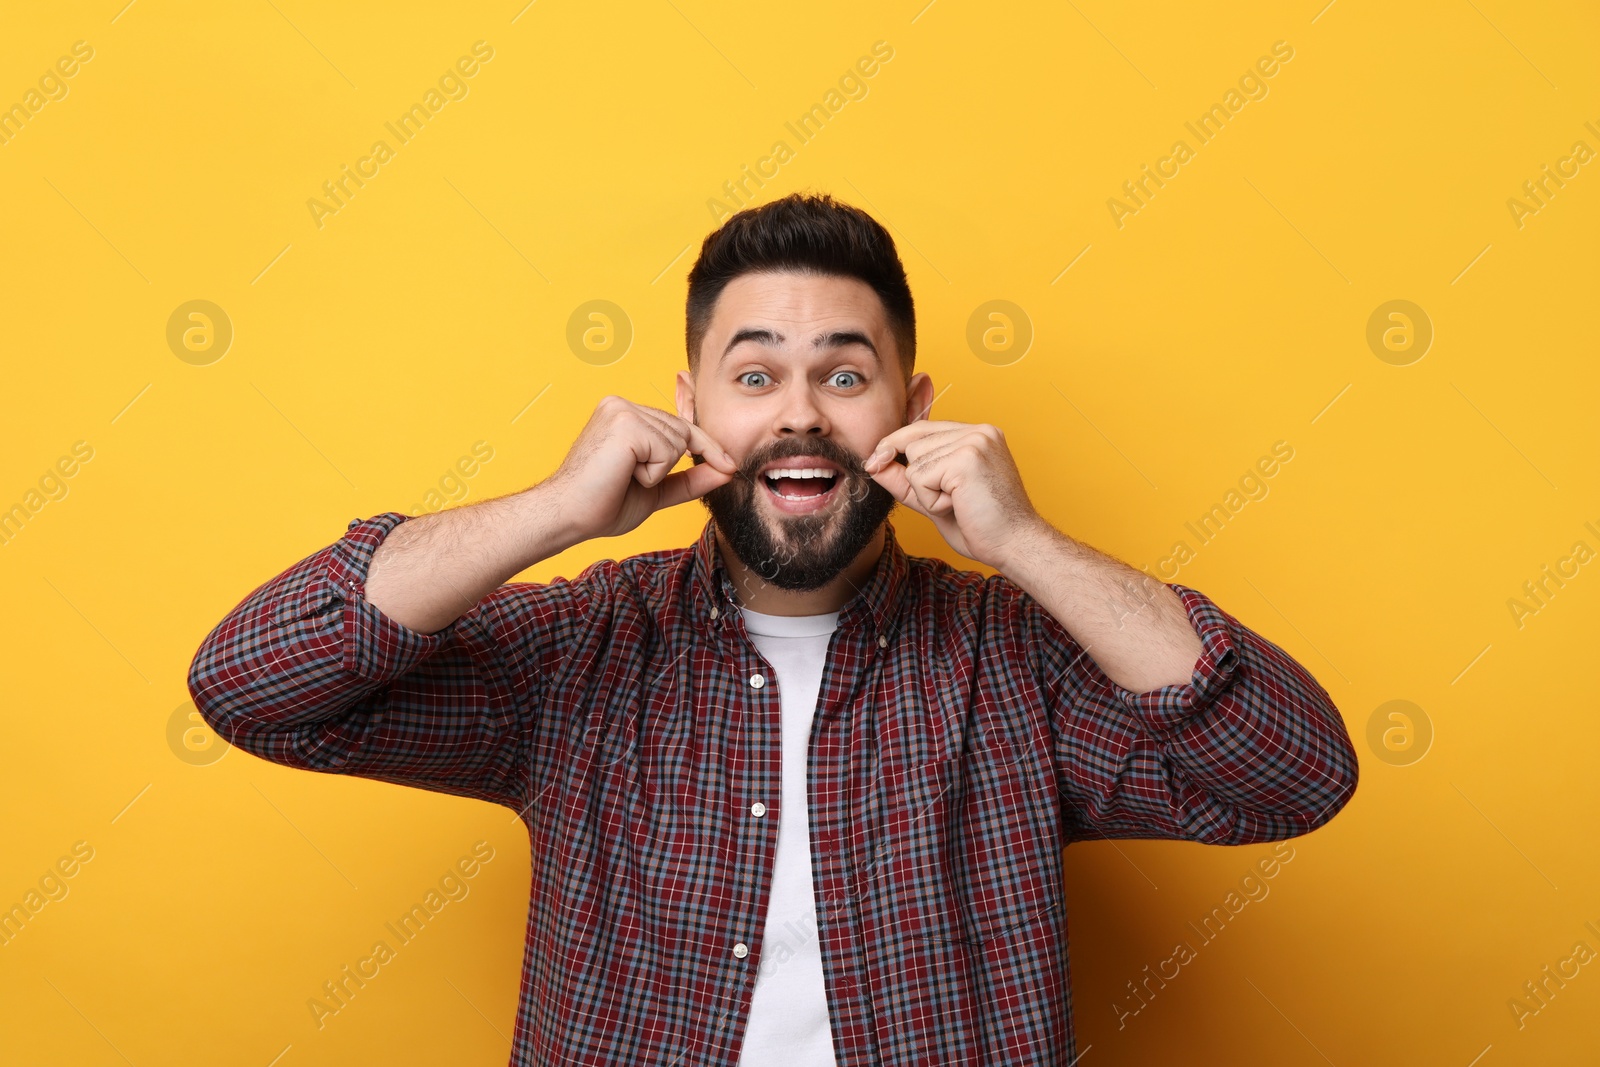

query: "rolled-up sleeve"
left=1025, top=580, right=1359, bottom=845
left=186, top=511, right=611, bottom=812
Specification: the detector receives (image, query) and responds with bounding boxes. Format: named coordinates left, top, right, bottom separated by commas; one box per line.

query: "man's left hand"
left=864, top=420, right=1044, bottom=570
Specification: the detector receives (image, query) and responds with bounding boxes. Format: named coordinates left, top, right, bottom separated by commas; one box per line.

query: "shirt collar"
left=692, top=516, right=909, bottom=642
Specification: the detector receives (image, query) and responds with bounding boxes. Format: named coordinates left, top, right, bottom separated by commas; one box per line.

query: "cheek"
left=846, top=423, right=893, bottom=459
left=695, top=416, right=759, bottom=463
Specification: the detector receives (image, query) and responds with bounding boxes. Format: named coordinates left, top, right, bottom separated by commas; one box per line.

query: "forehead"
left=707, top=271, right=890, bottom=362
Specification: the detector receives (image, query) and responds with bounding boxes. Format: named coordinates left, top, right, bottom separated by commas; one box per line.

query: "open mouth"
left=761, top=468, right=841, bottom=512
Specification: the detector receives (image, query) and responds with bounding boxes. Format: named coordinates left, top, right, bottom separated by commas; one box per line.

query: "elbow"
left=1302, top=748, right=1359, bottom=835
left=185, top=616, right=285, bottom=751
left=1264, top=671, right=1362, bottom=838
left=1304, top=687, right=1361, bottom=833
left=1262, top=707, right=1362, bottom=841
left=186, top=633, right=245, bottom=746
left=1197, top=705, right=1361, bottom=846
left=185, top=636, right=305, bottom=767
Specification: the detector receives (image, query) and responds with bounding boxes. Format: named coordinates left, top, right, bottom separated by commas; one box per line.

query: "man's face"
left=676, top=270, right=933, bottom=592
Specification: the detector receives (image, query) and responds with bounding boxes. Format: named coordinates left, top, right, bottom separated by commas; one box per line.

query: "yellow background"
left=3, top=0, right=1597, bottom=1062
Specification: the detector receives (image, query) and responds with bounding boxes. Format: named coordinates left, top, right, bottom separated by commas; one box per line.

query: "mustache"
left=694, top=442, right=883, bottom=498
left=740, top=446, right=866, bottom=480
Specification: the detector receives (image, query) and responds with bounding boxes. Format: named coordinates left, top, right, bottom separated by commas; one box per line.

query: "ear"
left=675, top=369, right=697, bottom=422
left=905, top=372, right=934, bottom=423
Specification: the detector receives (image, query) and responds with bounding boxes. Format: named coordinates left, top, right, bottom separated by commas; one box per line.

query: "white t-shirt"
left=735, top=605, right=840, bottom=1067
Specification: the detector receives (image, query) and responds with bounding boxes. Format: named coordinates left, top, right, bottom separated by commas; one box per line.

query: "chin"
left=703, top=473, right=896, bottom=594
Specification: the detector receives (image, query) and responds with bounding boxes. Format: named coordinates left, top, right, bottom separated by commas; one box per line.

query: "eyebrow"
left=721, top=328, right=882, bottom=369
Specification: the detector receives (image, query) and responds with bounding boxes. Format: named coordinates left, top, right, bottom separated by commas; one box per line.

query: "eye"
left=829, top=371, right=862, bottom=388
left=738, top=371, right=770, bottom=388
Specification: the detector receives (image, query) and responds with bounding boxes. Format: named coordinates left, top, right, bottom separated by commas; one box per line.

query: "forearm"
left=188, top=509, right=550, bottom=809
left=1001, top=519, right=1201, bottom=693
left=366, top=482, right=580, bottom=635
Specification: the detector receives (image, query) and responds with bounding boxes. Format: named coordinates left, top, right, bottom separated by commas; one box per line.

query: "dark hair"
left=684, top=192, right=916, bottom=383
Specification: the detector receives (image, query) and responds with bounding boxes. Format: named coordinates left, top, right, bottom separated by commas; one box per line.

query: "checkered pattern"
left=188, top=511, right=1359, bottom=1065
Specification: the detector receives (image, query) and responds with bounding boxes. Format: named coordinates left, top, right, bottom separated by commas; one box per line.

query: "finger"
left=869, top=422, right=954, bottom=466
left=911, top=471, right=945, bottom=514
left=679, top=420, right=739, bottom=474
left=867, top=422, right=968, bottom=470
left=902, top=436, right=973, bottom=476
left=905, top=433, right=985, bottom=476
left=867, top=461, right=934, bottom=520
left=655, top=462, right=736, bottom=509
left=632, top=405, right=686, bottom=450
left=637, top=407, right=739, bottom=476
left=630, top=415, right=684, bottom=488
left=904, top=447, right=962, bottom=513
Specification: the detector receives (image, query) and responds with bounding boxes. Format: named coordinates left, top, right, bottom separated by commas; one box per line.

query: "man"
left=189, top=192, right=1359, bottom=1065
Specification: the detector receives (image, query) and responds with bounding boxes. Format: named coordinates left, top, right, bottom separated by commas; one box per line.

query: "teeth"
left=763, top=468, right=835, bottom=480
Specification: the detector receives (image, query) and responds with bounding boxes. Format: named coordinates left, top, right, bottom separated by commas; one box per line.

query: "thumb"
left=656, top=462, right=738, bottom=510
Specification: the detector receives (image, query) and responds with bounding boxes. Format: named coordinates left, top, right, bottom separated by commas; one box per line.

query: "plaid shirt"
left=188, top=510, right=1358, bottom=1065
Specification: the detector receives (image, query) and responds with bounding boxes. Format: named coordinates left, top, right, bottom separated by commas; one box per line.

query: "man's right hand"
left=366, top=395, right=738, bottom=635
left=548, top=395, right=740, bottom=543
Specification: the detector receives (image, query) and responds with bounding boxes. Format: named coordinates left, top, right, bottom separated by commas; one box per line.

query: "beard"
left=697, top=434, right=898, bottom=593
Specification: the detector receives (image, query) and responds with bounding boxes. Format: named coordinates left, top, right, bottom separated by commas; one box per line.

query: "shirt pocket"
left=866, top=747, right=1059, bottom=946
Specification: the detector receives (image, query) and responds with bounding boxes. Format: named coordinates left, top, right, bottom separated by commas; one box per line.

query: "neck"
left=717, top=523, right=887, bottom=616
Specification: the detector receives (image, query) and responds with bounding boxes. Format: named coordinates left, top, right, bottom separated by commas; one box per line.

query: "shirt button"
left=877, top=634, right=888, bottom=648
left=710, top=605, right=719, bottom=619
left=750, top=802, right=766, bottom=818
left=733, top=942, right=750, bottom=959
left=750, top=673, right=765, bottom=689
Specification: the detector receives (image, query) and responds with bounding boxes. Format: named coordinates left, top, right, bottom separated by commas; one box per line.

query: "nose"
left=772, top=378, right=830, bottom=438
